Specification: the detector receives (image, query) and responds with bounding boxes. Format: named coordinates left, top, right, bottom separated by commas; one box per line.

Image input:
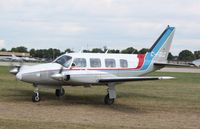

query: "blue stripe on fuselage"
left=140, top=27, right=174, bottom=70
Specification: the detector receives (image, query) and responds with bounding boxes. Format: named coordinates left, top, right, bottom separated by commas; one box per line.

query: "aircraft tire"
left=32, top=92, right=40, bottom=102
left=55, top=88, right=65, bottom=97
left=104, top=94, right=114, bottom=105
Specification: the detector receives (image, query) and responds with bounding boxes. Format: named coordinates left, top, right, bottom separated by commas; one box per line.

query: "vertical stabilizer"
left=140, top=26, right=175, bottom=70
left=149, top=26, right=175, bottom=63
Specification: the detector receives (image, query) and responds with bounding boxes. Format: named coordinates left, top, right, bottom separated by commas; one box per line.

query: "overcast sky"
left=0, top=0, right=199, bottom=55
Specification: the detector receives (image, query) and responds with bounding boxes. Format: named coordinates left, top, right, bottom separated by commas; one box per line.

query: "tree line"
left=0, top=46, right=200, bottom=62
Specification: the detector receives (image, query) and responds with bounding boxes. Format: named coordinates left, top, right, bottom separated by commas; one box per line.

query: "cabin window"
left=54, top=55, right=72, bottom=68
left=120, top=59, right=128, bottom=68
left=73, top=58, right=87, bottom=67
left=105, top=59, right=116, bottom=68
left=90, top=58, right=101, bottom=67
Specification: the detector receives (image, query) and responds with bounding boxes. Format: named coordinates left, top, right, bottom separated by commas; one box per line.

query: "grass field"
left=0, top=66, right=200, bottom=129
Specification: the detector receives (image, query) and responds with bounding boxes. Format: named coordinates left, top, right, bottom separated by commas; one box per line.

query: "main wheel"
left=32, top=92, right=40, bottom=102
left=104, top=94, right=114, bottom=105
left=55, top=88, right=65, bottom=97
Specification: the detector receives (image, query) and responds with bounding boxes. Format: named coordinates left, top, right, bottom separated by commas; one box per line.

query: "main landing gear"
left=104, top=83, right=116, bottom=105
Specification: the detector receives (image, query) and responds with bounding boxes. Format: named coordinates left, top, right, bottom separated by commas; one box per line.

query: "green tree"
left=52, top=48, right=61, bottom=59
left=178, top=50, right=195, bottom=61
left=11, top=46, right=28, bottom=53
left=91, top=48, right=104, bottom=53
left=65, top=48, right=74, bottom=53
left=0, top=48, right=7, bottom=52
left=138, top=48, right=149, bottom=54
left=83, top=50, right=91, bottom=53
left=108, top=49, right=120, bottom=53
left=11, top=48, right=17, bottom=52
left=121, top=47, right=138, bottom=54
left=30, top=49, right=36, bottom=57
left=35, top=49, right=45, bottom=58
left=194, top=50, right=200, bottom=59
left=167, top=52, right=174, bottom=60
left=33, top=48, right=61, bottom=60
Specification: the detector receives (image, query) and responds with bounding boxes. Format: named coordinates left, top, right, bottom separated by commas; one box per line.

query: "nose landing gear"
left=32, top=85, right=40, bottom=102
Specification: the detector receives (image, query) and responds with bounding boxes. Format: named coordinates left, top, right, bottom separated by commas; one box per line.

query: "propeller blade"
left=51, top=66, right=70, bottom=81
left=9, top=61, right=22, bottom=75
left=59, top=66, right=64, bottom=73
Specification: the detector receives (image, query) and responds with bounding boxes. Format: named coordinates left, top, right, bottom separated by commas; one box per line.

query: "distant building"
left=0, top=52, right=30, bottom=57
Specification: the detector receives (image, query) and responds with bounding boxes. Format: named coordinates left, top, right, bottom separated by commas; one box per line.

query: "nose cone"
left=16, top=72, right=22, bottom=80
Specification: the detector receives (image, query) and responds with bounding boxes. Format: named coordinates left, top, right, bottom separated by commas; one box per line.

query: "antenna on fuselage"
left=105, top=50, right=109, bottom=54
left=132, top=50, right=136, bottom=54
left=78, top=48, right=83, bottom=53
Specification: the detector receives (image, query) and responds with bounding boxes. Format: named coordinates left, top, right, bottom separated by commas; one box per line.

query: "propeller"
left=51, top=66, right=70, bottom=81
left=51, top=66, right=64, bottom=81
left=59, top=66, right=64, bottom=74
left=9, top=58, right=23, bottom=75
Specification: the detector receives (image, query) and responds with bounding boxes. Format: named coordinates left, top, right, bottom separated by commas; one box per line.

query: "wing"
left=99, top=76, right=174, bottom=83
left=154, top=62, right=193, bottom=67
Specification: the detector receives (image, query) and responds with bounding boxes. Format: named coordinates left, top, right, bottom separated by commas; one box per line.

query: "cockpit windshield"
left=54, top=55, right=72, bottom=68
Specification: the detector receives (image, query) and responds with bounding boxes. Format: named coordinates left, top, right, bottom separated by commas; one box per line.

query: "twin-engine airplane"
left=192, top=59, right=200, bottom=68
left=1, top=54, right=37, bottom=62
left=11, top=26, right=179, bottom=105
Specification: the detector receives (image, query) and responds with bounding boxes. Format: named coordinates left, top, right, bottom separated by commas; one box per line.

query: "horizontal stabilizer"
left=99, top=76, right=175, bottom=83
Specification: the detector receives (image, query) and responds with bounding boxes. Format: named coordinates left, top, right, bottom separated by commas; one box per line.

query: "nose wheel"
left=32, top=84, right=40, bottom=102
left=55, top=87, right=65, bottom=97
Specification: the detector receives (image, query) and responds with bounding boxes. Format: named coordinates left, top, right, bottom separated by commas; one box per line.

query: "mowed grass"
left=0, top=66, right=200, bottom=129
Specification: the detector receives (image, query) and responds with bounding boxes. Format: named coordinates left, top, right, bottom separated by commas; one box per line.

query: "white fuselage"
left=16, top=53, right=158, bottom=86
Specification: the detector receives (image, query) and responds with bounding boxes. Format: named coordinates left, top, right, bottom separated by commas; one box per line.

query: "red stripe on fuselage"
left=134, top=54, right=145, bottom=69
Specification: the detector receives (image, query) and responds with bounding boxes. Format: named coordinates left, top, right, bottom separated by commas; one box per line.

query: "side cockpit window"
left=54, top=55, right=72, bottom=68
left=73, top=58, right=87, bottom=67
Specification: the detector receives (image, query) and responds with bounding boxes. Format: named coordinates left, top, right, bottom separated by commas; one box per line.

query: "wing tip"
left=159, top=76, right=175, bottom=80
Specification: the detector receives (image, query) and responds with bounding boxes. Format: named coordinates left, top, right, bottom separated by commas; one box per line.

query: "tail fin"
left=140, top=26, right=175, bottom=70
left=148, top=25, right=175, bottom=63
